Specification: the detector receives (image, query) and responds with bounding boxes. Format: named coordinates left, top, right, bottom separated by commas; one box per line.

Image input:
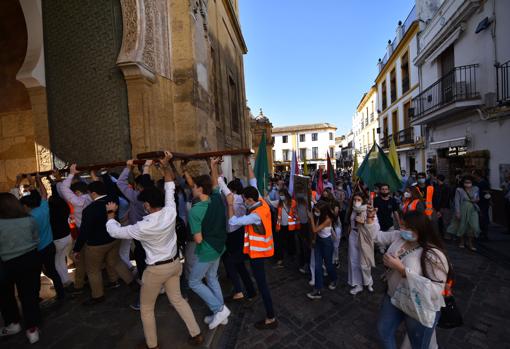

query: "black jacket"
left=74, top=194, right=118, bottom=252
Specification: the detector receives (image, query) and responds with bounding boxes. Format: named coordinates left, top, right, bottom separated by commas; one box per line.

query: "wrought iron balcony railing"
left=497, top=60, right=510, bottom=104
left=412, top=64, right=480, bottom=119
left=380, top=127, right=414, bottom=148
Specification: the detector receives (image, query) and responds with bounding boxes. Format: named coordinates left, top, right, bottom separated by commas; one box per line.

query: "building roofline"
left=272, top=123, right=337, bottom=133
left=222, top=0, right=248, bottom=54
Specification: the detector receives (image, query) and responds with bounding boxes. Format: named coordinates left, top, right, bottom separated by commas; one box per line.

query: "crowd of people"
left=0, top=153, right=492, bottom=348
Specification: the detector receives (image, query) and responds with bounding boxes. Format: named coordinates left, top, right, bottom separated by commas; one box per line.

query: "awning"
left=417, top=25, right=463, bottom=66
left=429, top=137, right=466, bottom=149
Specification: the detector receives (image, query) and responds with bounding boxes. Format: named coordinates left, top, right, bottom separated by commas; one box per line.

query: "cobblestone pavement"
left=216, top=229, right=510, bottom=349
left=2, top=227, right=509, bottom=349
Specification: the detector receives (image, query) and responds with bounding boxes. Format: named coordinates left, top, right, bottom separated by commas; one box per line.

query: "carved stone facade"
left=0, top=0, right=250, bottom=190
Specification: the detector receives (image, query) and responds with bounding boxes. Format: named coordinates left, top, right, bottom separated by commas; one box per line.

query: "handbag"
left=438, top=295, right=463, bottom=329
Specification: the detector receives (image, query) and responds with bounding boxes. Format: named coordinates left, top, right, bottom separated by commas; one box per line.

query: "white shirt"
left=106, top=181, right=177, bottom=265
left=317, top=225, right=332, bottom=238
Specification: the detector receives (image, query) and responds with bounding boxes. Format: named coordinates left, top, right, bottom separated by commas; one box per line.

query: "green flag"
left=356, top=143, right=402, bottom=192
left=254, top=133, right=269, bottom=195
left=352, top=151, right=359, bottom=181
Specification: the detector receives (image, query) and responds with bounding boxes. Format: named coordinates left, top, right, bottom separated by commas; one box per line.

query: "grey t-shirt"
left=0, top=217, right=39, bottom=261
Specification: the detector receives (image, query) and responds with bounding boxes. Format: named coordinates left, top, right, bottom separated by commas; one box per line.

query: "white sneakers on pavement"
left=208, top=306, right=231, bottom=330
left=0, top=323, right=21, bottom=337
left=204, top=315, right=228, bottom=325
left=26, top=328, right=40, bottom=344
left=350, top=285, right=363, bottom=295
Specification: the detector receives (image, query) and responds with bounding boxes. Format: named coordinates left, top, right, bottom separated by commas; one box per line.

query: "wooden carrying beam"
left=137, top=148, right=254, bottom=160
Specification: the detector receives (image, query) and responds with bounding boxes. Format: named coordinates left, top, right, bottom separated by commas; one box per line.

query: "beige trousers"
left=85, top=240, right=134, bottom=298
left=141, top=260, right=200, bottom=348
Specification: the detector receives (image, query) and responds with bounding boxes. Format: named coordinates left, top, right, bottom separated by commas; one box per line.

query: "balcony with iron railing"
left=412, top=64, right=480, bottom=123
left=380, top=127, right=415, bottom=149
left=497, top=60, right=510, bottom=105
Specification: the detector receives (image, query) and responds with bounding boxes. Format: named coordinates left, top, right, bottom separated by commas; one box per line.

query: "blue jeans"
left=188, top=258, right=224, bottom=313
left=314, top=236, right=337, bottom=290
left=377, top=295, right=440, bottom=349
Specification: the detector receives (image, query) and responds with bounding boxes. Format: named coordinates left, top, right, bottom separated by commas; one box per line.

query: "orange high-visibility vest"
left=417, top=185, right=434, bottom=216
left=276, top=199, right=300, bottom=232
left=403, top=199, right=420, bottom=214
left=243, top=199, right=274, bottom=259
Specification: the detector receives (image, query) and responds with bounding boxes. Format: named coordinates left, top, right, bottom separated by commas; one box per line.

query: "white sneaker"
left=367, top=285, right=374, bottom=292
left=208, top=305, right=231, bottom=330
left=26, top=328, right=40, bottom=344
left=204, top=315, right=228, bottom=325
left=0, top=323, right=21, bottom=337
left=350, top=285, right=363, bottom=295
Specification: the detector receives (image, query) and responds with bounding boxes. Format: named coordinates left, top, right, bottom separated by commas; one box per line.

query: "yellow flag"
left=388, top=137, right=402, bottom=180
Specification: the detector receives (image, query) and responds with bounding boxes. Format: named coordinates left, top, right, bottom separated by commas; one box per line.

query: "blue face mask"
left=400, top=230, right=417, bottom=242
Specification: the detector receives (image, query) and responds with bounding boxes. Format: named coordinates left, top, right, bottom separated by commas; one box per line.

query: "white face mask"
left=314, top=211, right=320, bottom=217
left=353, top=201, right=362, bottom=208
left=418, top=178, right=426, bottom=184
left=404, top=192, right=412, bottom=199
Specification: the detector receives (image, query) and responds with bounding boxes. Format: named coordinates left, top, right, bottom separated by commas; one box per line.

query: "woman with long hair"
left=447, top=175, right=480, bottom=251
left=347, top=192, right=375, bottom=295
left=306, top=201, right=338, bottom=300
left=374, top=210, right=449, bottom=349
left=401, top=186, right=425, bottom=215
left=0, top=193, right=42, bottom=343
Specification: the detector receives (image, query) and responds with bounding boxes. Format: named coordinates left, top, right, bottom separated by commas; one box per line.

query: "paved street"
left=215, top=226, right=510, bottom=349
left=2, top=226, right=510, bottom=349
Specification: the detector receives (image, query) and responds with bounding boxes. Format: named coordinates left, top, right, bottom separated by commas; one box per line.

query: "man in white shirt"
left=105, top=152, right=203, bottom=348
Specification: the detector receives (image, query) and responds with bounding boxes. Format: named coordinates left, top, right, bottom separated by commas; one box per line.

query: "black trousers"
left=250, top=258, right=274, bottom=319
left=224, top=229, right=256, bottom=298
left=39, top=243, right=65, bottom=299
left=0, top=249, right=42, bottom=329
left=133, top=239, right=147, bottom=279
left=297, top=223, right=312, bottom=268
left=274, top=225, right=287, bottom=261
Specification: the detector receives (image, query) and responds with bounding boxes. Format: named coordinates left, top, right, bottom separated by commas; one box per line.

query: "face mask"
left=400, top=230, right=417, bottom=242
left=404, top=192, right=412, bottom=199
left=464, top=183, right=472, bottom=188
left=418, top=178, right=426, bottom=184
left=484, top=193, right=491, bottom=200
left=279, top=195, right=286, bottom=201
left=314, top=211, right=320, bottom=217
left=353, top=201, right=362, bottom=208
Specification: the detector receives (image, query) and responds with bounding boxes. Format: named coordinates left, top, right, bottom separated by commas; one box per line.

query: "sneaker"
left=26, top=328, right=40, bottom=344
left=105, top=281, right=120, bottom=290
left=130, top=299, right=141, bottom=311
left=328, top=282, right=337, bottom=291
left=367, top=285, right=374, bottom=292
left=188, top=333, right=204, bottom=346
left=208, top=306, right=231, bottom=330
left=306, top=290, right=322, bottom=300
left=0, top=323, right=21, bottom=337
left=308, top=280, right=315, bottom=287
left=350, top=285, right=363, bottom=295
left=82, top=296, right=105, bottom=306
left=204, top=315, right=228, bottom=325
left=254, top=319, right=278, bottom=330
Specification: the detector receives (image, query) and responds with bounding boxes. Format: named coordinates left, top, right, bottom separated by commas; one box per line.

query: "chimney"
left=396, top=20, right=404, bottom=41
left=386, top=39, right=393, bottom=57
left=377, top=58, right=383, bottom=72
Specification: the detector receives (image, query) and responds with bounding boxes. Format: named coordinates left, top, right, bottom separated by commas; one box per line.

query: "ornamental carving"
left=117, top=0, right=171, bottom=79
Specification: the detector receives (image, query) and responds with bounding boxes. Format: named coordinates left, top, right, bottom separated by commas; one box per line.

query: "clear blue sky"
left=239, top=0, right=414, bottom=135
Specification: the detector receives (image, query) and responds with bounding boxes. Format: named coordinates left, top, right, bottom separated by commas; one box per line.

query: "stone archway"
left=0, top=0, right=50, bottom=191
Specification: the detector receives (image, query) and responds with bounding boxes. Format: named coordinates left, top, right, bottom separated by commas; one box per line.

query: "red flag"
left=317, top=168, right=324, bottom=195
left=327, top=152, right=335, bottom=184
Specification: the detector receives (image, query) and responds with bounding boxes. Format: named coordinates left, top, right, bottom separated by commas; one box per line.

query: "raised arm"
left=35, top=174, right=47, bottom=200
left=116, top=161, right=139, bottom=202
left=210, top=157, right=220, bottom=189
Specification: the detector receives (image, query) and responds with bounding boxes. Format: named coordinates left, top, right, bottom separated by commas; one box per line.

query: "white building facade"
left=412, top=0, right=510, bottom=191
left=353, top=86, right=379, bottom=165
left=272, top=123, right=337, bottom=172
left=376, top=5, right=425, bottom=174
